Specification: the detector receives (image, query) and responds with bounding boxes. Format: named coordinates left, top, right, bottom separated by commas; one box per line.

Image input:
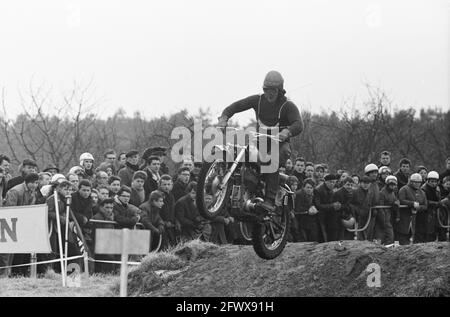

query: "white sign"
left=0, top=204, right=52, bottom=253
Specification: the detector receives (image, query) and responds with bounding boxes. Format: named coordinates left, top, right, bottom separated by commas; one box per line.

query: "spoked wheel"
left=252, top=205, right=290, bottom=260
left=196, top=158, right=232, bottom=220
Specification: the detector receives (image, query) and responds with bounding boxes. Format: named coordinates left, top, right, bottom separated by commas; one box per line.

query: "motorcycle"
left=196, top=128, right=294, bottom=259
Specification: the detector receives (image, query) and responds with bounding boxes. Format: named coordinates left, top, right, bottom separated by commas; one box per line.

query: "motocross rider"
left=217, top=70, right=304, bottom=212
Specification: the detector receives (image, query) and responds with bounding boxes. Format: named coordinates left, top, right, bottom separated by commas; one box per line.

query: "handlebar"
left=219, top=126, right=282, bottom=143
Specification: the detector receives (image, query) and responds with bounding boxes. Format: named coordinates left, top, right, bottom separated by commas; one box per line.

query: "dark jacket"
left=143, top=168, right=160, bottom=201
left=159, top=191, right=177, bottom=225
left=294, top=189, right=318, bottom=229
left=175, top=194, right=203, bottom=239
left=112, top=196, right=140, bottom=229
left=394, top=170, right=410, bottom=192
left=331, top=187, right=353, bottom=225
left=221, top=94, right=304, bottom=137
left=139, top=201, right=165, bottom=233
left=117, top=163, right=139, bottom=187
left=129, top=188, right=146, bottom=208
left=397, top=184, right=427, bottom=234
left=70, top=191, right=93, bottom=226
left=292, top=171, right=306, bottom=187
left=5, top=175, right=24, bottom=193
left=172, top=180, right=188, bottom=202
left=314, top=183, right=335, bottom=229
left=418, top=183, right=440, bottom=234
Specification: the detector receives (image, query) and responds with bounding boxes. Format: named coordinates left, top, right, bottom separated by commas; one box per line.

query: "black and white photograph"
left=0, top=0, right=449, bottom=301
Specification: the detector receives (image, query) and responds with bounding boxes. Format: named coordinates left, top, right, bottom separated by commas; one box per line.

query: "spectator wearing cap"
left=397, top=173, right=427, bottom=245
left=143, top=155, right=161, bottom=201
left=79, top=152, right=95, bottom=182
left=5, top=158, right=38, bottom=193
left=142, top=147, right=169, bottom=175
left=417, top=171, right=440, bottom=243
left=332, top=176, right=355, bottom=240
left=377, top=166, right=392, bottom=190
left=1, top=172, right=39, bottom=276
left=364, top=164, right=381, bottom=240
left=117, top=150, right=140, bottom=187
left=172, top=167, right=191, bottom=202
left=376, top=175, right=399, bottom=245
left=129, top=171, right=148, bottom=208
left=378, top=150, right=391, bottom=168
left=394, top=158, right=411, bottom=191
left=108, top=176, right=121, bottom=197
left=113, top=186, right=141, bottom=229
left=314, top=174, right=338, bottom=242
left=43, top=163, right=60, bottom=176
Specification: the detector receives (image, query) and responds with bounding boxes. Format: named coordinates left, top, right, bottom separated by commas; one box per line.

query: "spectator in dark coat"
left=332, top=176, right=354, bottom=240
left=175, top=182, right=210, bottom=241
left=172, top=167, right=191, bottom=202
left=70, top=180, right=94, bottom=256
left=314, top=174, right=338, bottom=242
left=100, top=149, right=117, bottom=175
left=140, top=190, right=166, bottom=251
left=350, top=176, right=376, bottom=240
left=143, top=156, right=161, bottom=201
left=5, top=158, right=38, bottom=193
left=394, top=158, right=411, bottom=192
left=158, top=175, right=179, bottom=248
left=117, top=150, right=140, bottom=187
left=112, top=186, right=140, bottom=229
left=92, top=198, right=118, bottom=273
left=397, top=173, right=427, bottom=245
left=376, top=175, right=399, bottom=245
left=141, top=147, right=170, bottom=176
left=294, top=178, right=320, bottom=242
left=292, top=157, right=306, bottom=188
left=129, top=171, right=147, bottom=208
left=417, top=172, right=440, bottom=243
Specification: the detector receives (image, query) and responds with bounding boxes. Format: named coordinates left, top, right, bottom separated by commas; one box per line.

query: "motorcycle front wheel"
left=252, top=205, right=290, bottom=260
left=196, top=158, right=232, bottom=221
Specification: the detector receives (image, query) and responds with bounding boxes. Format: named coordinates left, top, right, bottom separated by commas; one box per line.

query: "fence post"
left=30, top=253, right=37, bottom=279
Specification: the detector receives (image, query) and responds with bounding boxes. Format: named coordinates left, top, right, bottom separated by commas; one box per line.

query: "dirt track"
left=126, top=240, right=449, bottom=297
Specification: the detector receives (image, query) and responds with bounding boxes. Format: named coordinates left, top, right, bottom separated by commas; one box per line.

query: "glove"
left=413, top=202, right=419, bottom=210
left=333, top=202, right=342, bottom=211
left=276, top=129, right=292, bottom=142
left=217, top=116, right=228, bottom=128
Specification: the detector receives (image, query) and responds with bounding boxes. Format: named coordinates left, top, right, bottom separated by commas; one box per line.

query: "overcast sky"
left=0, top=0, right=448, bottom=124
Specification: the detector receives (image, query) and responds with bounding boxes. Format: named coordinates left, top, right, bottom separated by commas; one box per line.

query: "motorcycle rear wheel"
left=252, top=205, right=290, bottom=260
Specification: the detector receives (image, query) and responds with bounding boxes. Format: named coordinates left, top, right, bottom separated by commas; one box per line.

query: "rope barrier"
left=0, top=255, right=85, bottom=270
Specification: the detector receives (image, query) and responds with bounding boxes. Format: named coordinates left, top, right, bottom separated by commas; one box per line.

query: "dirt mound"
left=124, top=240, right=449, bottom=297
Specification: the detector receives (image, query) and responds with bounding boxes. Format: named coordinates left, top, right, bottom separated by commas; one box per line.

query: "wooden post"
left=30, top=253, right=37, bottom=279
left=120, top=229, right=130, bottom=297
left=54, top=190, right=66, bottom=287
